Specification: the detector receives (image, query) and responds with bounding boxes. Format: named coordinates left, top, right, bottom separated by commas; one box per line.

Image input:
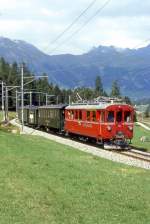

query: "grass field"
left=0, top=131, right=149, bottom=224
left=132, top=124, right=150, bottom=151
left=0, top=111, right=16, bottom=121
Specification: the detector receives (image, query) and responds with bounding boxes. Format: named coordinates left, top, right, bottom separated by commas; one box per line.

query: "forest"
left=0, top=57, right=131, bottom=109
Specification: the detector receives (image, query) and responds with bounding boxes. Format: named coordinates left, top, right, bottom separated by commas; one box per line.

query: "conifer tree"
left=110, top=80, right=121, bottom=97
left=95, top=75, right=103, bottom=96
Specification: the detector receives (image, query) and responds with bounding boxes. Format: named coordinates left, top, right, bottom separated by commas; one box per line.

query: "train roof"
left=18, top=105, right=38, bottom=109
left=38, top=104, right=68, bottom=109
left=66, top=103, right=133, bottom=110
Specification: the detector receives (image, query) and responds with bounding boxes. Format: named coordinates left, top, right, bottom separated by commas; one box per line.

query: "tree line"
left=0, top=57, right=132, bottom=109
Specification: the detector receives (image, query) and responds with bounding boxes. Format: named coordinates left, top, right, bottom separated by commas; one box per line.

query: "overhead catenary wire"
left=11, top=0, right=110, bottom=77
left=43, top=0, right=98, bottom=52
left=49, top=0, right=112, bottom=54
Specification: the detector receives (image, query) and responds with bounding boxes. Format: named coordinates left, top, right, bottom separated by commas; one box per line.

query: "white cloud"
left=40, top=8, right=64, bottom=17
left=0, top=0, right=31, bottom=10
left=0, top=0, right=150, bottom=54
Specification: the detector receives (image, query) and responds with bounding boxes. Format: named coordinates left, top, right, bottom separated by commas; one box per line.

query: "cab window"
left=107, top=111, right=114, bottom=122
left=124, top=111, right=132, bottom=122
left=116, top=111, right=122, bottom=122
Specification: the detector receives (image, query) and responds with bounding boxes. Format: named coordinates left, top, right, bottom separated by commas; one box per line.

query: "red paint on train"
left=64, top=103, right=134, bottom=143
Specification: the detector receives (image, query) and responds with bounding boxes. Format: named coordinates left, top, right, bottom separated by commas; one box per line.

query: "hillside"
left=0, top=37, right=150, bottom=98
left=0, top=130, right=149, bottom=223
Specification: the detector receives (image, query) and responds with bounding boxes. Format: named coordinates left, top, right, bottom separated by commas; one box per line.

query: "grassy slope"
left=132, top=124, right=150, bottom=151
left=0, top=111, right=16, bottom=121
left=0, top=131, right=149, bottom=224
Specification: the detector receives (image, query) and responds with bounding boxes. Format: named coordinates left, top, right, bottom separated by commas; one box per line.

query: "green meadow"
left=132, top=124, right=150, bottom=151
left=0, top=131, right=149, bottom=224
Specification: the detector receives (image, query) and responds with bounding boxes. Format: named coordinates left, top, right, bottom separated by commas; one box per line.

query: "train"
left=17, top=99, right=134, bottom=148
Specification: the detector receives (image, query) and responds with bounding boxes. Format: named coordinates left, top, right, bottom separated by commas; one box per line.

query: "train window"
left=67, top=111, right=70, bottom=119
left=70, top=110, right=74, bottom=119
left=51, top=110, right=54, bottom=118
left=87, top=111, right=90, bottom=121
left=96, top=111, right=100, bottom=121
left=107, top=111, right=114, bottom=122
left=53, top=110, right=56, bottom=119
left=124, top=111, right=131, bottom=122
left=54, top=110, right=57, bottom=118
left=79, top=110, right=82, bottom=120
left=92, top=111, right=96, bottom=121
left=74, top=110, right=78, bottom=120
left=101, top=111, right=105, bottom=122
left=116, top=111, right=122, bottom=122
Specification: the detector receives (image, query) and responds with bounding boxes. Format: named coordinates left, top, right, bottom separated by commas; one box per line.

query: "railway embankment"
left=136, top=122, right=150, bottom=131
left=10, top=119, right=150, bottom=170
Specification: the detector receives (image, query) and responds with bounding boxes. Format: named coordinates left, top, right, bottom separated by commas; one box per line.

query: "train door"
left=29, top=110, right=34, bottom=124
left=99, top=110, right=105, bottom=137
left=115, top=109, right=124, bottom=137
left=60, top=109, right=65, bottom=131
left=101, top=110, right=115, bottom=139
left=116, top=110, right=123, bottom=124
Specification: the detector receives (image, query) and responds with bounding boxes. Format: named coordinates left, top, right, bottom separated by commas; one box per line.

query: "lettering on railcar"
left=82, top=123, right=93, bottom=128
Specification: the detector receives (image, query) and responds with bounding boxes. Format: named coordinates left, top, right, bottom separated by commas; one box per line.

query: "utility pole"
left=46, top=93, right=48, bottom=106
left=21, top=64, right=24, bottom=132
left=1, top=81, right=5, bottom=121
left=29, top=91, right=32, bottom=107
left=5, top=86, right=8, bottom=121
left=39, top=93, right=41, bottom=106
left=16, top=90, right=18, bottom=115
left=57, top=96, right=59, bottom=104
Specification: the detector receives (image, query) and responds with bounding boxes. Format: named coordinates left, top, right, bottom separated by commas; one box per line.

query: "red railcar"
left=64, top=103, right=134, bottom=146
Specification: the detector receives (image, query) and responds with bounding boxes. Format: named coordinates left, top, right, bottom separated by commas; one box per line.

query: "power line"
left=44, top=0, right=98, bottom=52
left=49, top=0, right=112, bottom=54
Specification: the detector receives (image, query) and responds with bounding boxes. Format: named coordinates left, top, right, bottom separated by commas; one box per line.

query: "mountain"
left=0, top=36, right=150, bottom=99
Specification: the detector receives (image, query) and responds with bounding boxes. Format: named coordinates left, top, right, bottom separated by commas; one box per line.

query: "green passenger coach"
left=17, top=106, right=38, bottom=126
left=38, top=105, right=67, bottom=131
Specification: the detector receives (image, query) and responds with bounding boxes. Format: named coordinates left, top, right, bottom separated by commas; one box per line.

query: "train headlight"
left=128, top=126, right=133, bottom=131
left=107, top=125, right=112, bottom=131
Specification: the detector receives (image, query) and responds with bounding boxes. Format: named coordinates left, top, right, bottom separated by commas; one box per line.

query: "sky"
left=0, top=0, right=150, bottom=55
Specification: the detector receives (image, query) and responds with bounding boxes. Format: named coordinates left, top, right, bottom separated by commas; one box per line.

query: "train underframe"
left=21, top=121, right=131, bottom=150
left=103, top=138, right=131, bottom=150
left=66, top=131, right=131, bottom=150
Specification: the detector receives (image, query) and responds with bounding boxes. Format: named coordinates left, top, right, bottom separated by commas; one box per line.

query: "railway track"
left=35, top=126, right=150, bottom=164
left=56, top=132, right=150, bottom=164
left=10, top=119, right=150, bottom=169
left=67, top=137, right=150, bottom=164
left=116, top=149, right=150, bottom=163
